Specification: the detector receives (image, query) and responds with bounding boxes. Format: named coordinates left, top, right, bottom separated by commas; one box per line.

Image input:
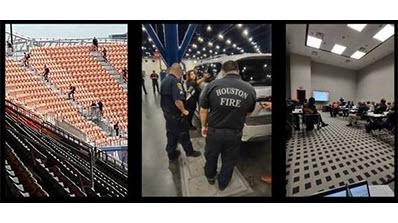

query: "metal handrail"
left=5, top=99, right=128, bottom=173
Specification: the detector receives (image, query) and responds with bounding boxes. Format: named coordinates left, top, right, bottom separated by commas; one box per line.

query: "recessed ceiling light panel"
left=331, top=44, right=347, bottom=55
left=373, top=24, right=394, bottom=42
left=306, top=35, right=322, bottom=49
left=347, top=24, right=367, bottom=32
left=351, top=51, right=366, bottom=59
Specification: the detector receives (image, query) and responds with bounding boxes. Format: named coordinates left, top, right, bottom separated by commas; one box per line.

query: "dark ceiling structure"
left=142, top=24, right=272, bottom=60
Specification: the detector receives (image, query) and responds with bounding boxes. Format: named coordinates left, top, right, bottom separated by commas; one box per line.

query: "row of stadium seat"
left=30, top=44, right=127, bottom=134
left=5, top=112, right=127, bottom=197
left=99, top=43, right=127, bottom=76
left=6, top=58, right=110, bottom=145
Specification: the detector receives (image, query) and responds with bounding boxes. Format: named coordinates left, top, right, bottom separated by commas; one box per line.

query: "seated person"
left=330, top=101, right=339, bottom=117
left=366, top=103, right=395, bottom=133
left=347, top=101, right=369, bottom=126
left=374, top=98, right=387, bottom=114
left=287, top=98, right=300, bottom=130
left=342, top=101, right=351, bottom=117
left=303, top=97, right=328, bottom=130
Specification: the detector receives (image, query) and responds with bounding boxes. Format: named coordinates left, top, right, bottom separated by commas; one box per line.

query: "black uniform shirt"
left=150, top=73, right=159, bottom=83
left=160, top=74, right=186, bottom=114
left=199, top=73, right=256, bottom=129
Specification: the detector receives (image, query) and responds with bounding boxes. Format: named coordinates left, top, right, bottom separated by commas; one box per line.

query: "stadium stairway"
left=18, top=61, right=116, bottom=139
left=5, top=101, right=128, bottom=197
left=91, top=50, right=127, bottom=90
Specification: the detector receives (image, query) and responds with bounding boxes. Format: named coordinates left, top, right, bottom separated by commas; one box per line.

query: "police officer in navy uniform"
left=199, top=60, right=257, bottom=190
left=160, top=63, right=201, bottom=161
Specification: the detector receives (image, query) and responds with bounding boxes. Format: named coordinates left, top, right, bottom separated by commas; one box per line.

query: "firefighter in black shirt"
left=199, top=60, right=257, bottom=190
left=160, top=63, right=201, bottom=161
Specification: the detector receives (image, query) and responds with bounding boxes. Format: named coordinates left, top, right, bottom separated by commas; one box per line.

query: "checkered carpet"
left=286, top=112, right=395, bottom=196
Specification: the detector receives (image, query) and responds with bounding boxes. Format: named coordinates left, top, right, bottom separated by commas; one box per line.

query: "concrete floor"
left=141, top=77, right=272, bottom=197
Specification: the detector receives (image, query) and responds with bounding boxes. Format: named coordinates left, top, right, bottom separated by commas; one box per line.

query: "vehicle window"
left=237, top=58, right=272, bottom=86
left=207, top=63, right=222, bottom=77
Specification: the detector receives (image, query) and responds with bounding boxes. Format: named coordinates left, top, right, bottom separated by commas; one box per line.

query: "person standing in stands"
left=347, top=101, right=369, bottom=126
left=102, top=47, right=107, bottom=61
left=185, top=70, right=209, bottom=130
left=68, top=84, right=76, bottom=101
left=121, top=67, right=128, bottom=81
left=160, top=63, right=201, bottom=161
left=6, top=41, right=13, bottom=56
left=98, top=100, right=104, bottom=115
left=150, top=70, right=160, bottom=94
left=93, top=37, right=98, bottom=51
left=43, top=65, right=50, bottom=82
left=142, top=71, right=148, bottom=95
left=114, top=121, right=120, bottom=137
left=303, top=97, right=328, bottom=130
left=199, top=60, right=257, bottom=191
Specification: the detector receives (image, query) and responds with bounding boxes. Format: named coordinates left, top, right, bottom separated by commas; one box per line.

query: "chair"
left=304, top=114, right=321, bottom=130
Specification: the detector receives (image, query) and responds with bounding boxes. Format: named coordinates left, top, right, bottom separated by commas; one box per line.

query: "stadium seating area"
left=30, top=44, right=127, bottom=134
left=6, top=58, right=110, bottom=145
left=100, top=43, right=128, bottom=77
left=5, top=104, right=128, bottom=197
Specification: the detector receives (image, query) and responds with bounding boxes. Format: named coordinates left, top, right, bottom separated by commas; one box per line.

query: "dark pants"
left=142, top=79, right=147, bottom=94
left=185, top=98, right=197, bottom=127
left=68, top=91, right=75, bottom=100
left=164, top=112, right=194, bottom=158
left=152, top=81, right=160, bottom=93
left=204, top=127, right=242, bottom=188
left=330, top=108, right=339, bottom=117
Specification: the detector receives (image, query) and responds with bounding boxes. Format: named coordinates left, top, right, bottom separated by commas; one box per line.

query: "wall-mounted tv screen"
left=313, top=90, right=329, bottom=102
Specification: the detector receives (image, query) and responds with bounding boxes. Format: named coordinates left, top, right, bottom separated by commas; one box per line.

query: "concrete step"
left=91, top=51, right=127, bottom=90
left=17, top=61, right=114, bottom=140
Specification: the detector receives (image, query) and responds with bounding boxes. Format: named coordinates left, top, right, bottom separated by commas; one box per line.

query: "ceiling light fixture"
left=306, top=35, right=322, bottom=49
left=351, top=51, right=366, bottom=60
left=218, top=34, right=224, bottom=39
left=347, top=24, right=367, bottom=32
left=331, top=44, right=347, bottom=55
left=373, top=24, right=394, bottom=42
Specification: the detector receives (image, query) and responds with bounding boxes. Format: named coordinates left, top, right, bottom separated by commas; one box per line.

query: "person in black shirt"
left=150, top=70, right=160, bottom=94
left=366, top=102, right=395, bottom=133
left=6, top=41, right=13, bottom=56
left=374, top=98, right=387, bottom=114
left=303, top=97, right=328, bottom=130
left=347, top=101, right=369, bottom=126
left=68, top=84, right=76, bottom=101
left=98, top=101, right=103, bottom=113
left=102, top=47, right=107, bottom=61
left=121, top=67, right=128, bottom=81
left=185, top=70, right=209, bottom=130
left=160, top=63, right=201, bottom=161
left=114, top=122, right=120, bottom=137
left=199, top=60, right=256, bottom=191
left=43, top=65, right=50, bottom=82
left=93, top=37, right=98, bottom=51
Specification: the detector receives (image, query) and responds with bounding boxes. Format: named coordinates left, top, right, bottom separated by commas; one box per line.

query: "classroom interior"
left=285, top=24, right=395, bottom=197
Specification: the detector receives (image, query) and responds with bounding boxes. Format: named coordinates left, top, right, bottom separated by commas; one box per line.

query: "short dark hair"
left=222, top=60, right=239, bottom=73
left=309, top=97, right=315, bottom=104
